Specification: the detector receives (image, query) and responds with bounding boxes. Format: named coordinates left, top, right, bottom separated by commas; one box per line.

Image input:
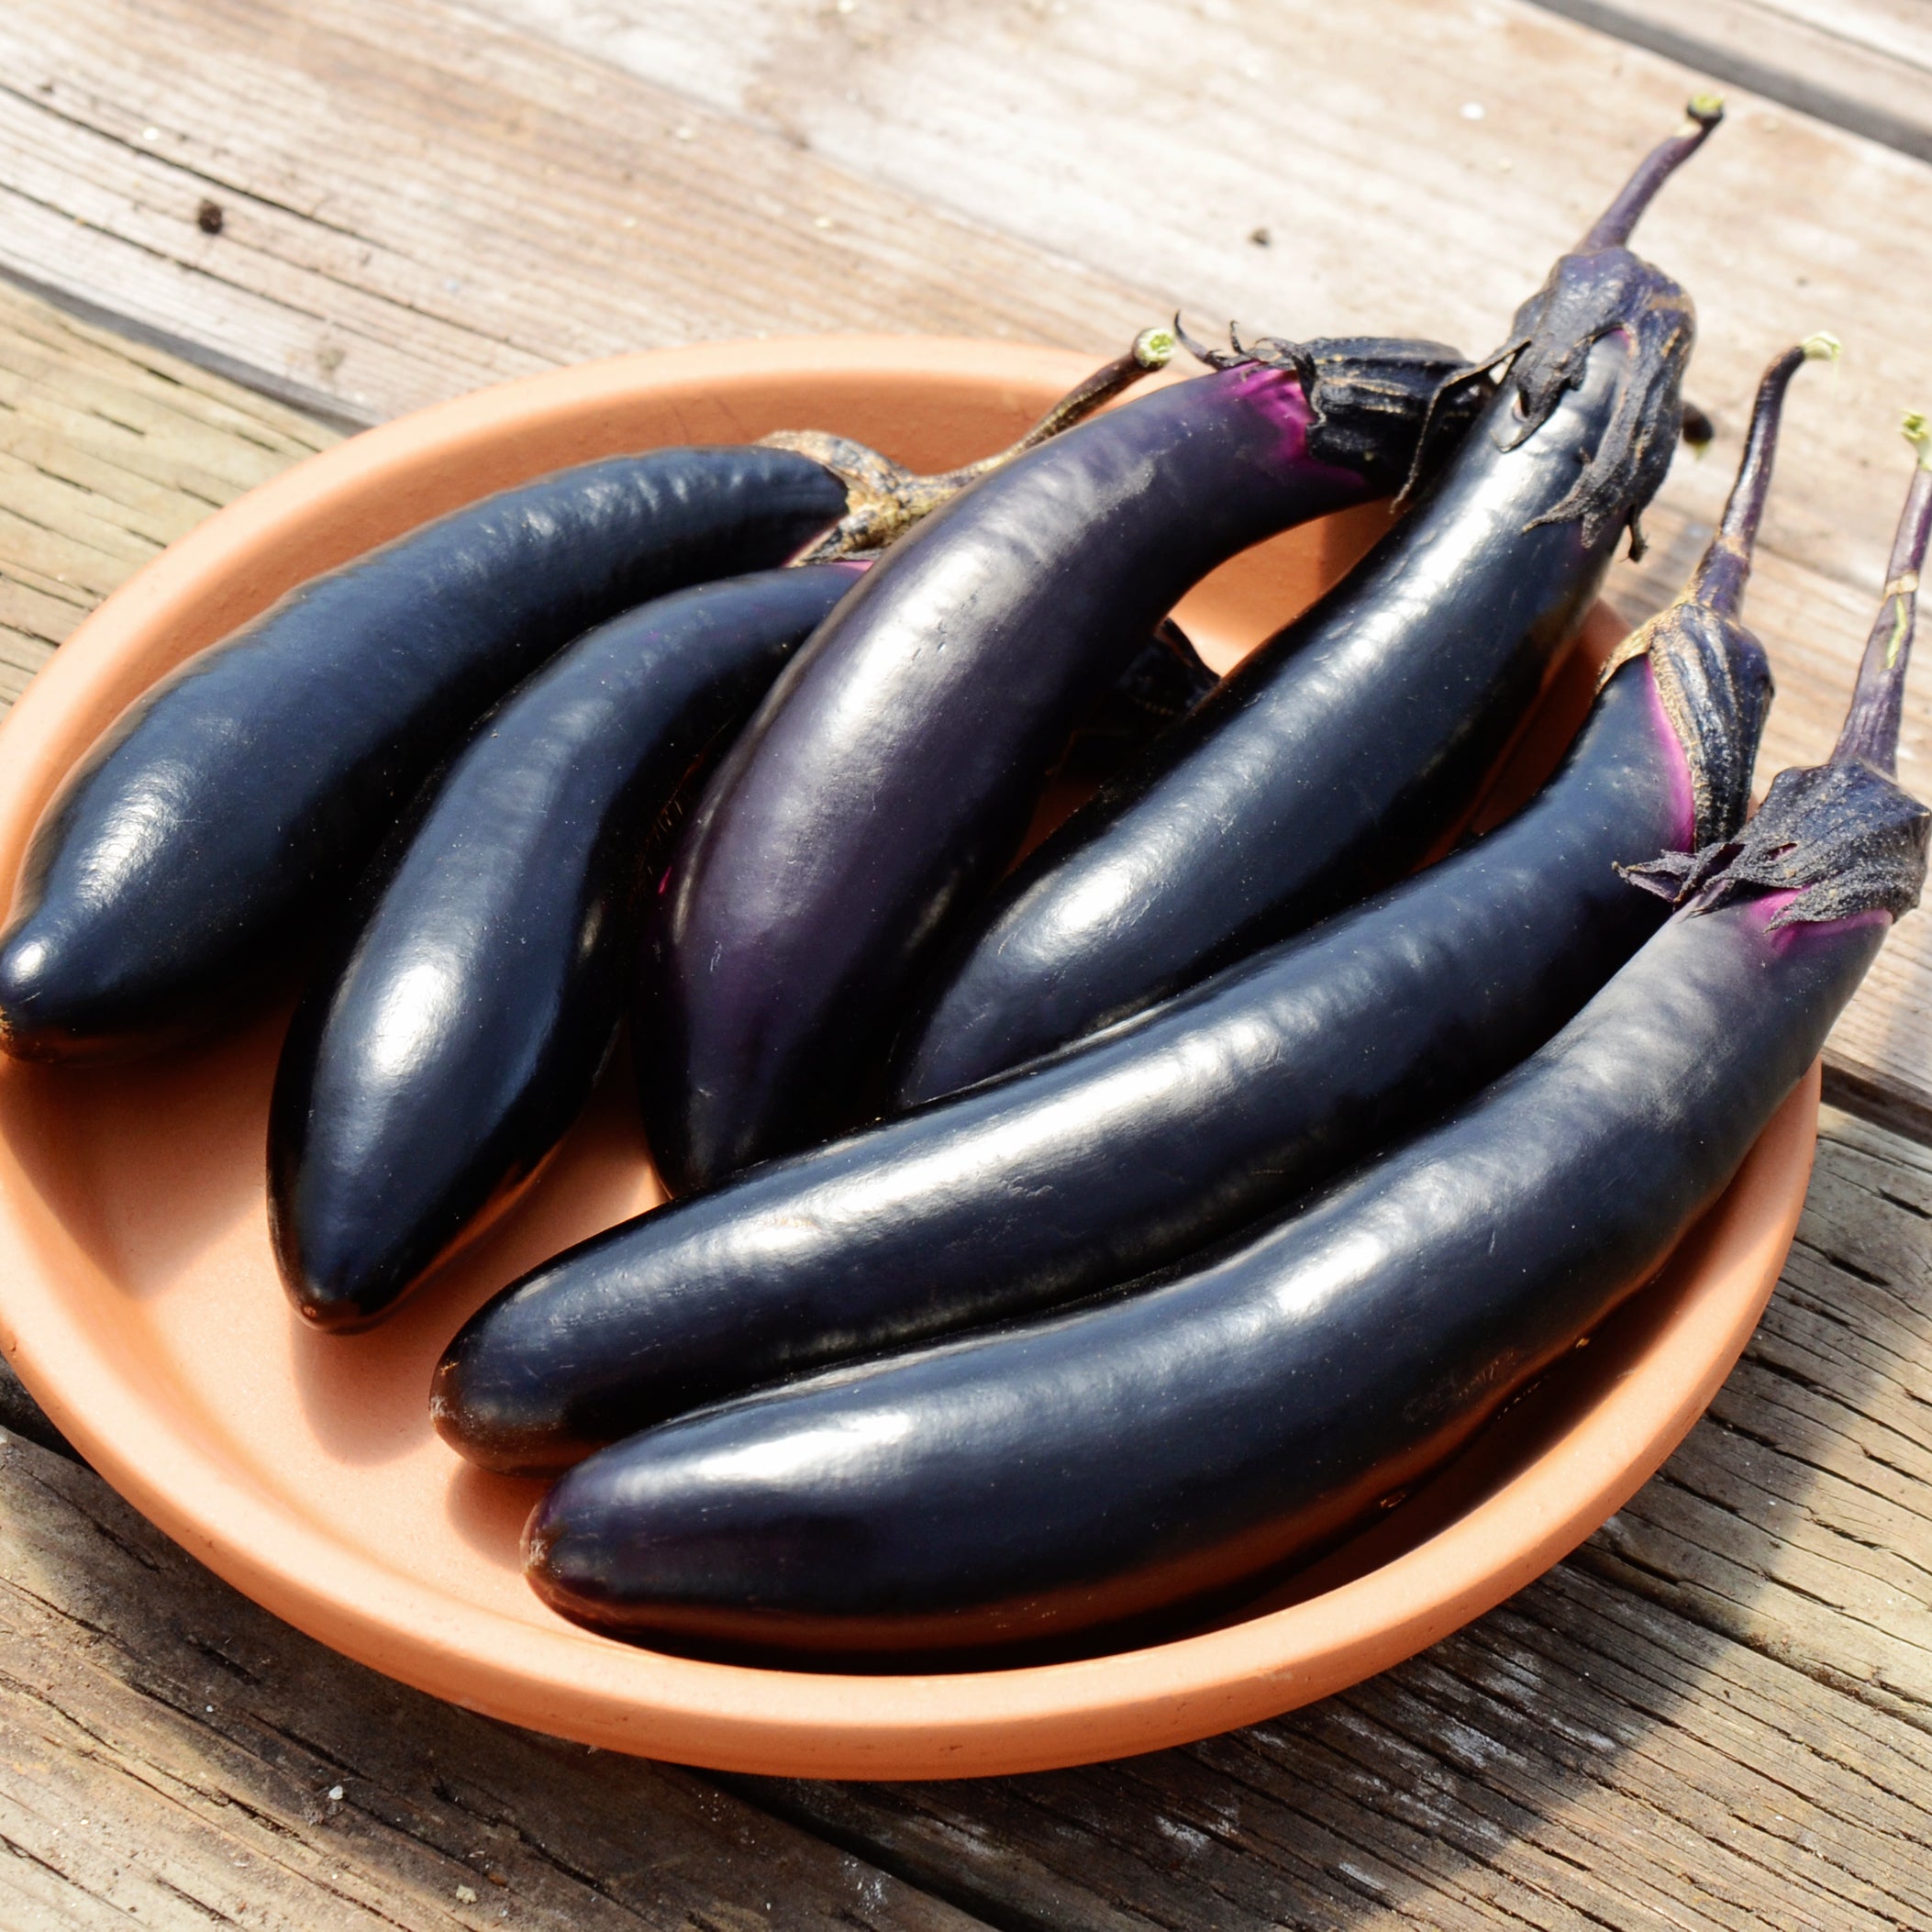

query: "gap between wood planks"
left=0, top=1104, right=1926, bottom=1930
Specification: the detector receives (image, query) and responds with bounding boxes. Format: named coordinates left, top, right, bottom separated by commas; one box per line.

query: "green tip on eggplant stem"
left=1579, top=94, right=1725, bottom=251
left=1133, top=327, right=1179, bottom=370
left=1827, top=416, right=1932, bottom=771
left=1904, top=410, right=1931, bottom=468
left=1679, top=338, right=1821, bottom=616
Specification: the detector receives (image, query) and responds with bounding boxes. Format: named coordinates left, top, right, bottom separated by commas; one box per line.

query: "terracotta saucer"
left=0, top=338, right=1815, bottom=1779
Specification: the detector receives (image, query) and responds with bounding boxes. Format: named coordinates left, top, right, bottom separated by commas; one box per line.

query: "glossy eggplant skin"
left=526, top=896, right=1885, bottom=1663
left=0, top=447, right=847, bottom=1063
left=437, top=653, right=1714, bottom=1474
left=639, top=346, right=1485, bottom=1193
left=896, top=333, right=1654, bottom=1106
left=270, top=566, right=863, bottom=1334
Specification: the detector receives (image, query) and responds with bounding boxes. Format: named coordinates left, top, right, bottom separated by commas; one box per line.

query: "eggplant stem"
left=1625, top=412, right=1932, bottom=927
left=1579, top=94, right=1725, bottom=252
left=967, top=324, right=1179, bottom=468
left=772, top=326, right=1177, bottom=561
left=1687, top=333, right=1838, bottom=616
left=1834, top=412, right=1932, bottom=774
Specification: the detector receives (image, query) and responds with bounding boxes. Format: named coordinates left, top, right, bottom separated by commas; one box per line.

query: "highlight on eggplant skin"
left=0, top=446, right=849, bottom=1065
left=513, top=413, right=1926, bottom=1664
left=430, top=335, right=1823, bottom=1479
left=894, top=98, right=1723, bottom=1115
left=268, top=565, right=864, bottom=1335
left=635, top=333, right=1494, bottom=1196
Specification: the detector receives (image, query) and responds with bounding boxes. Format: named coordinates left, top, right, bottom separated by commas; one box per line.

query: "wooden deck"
left=1, top=1, right=1929, bottom=1923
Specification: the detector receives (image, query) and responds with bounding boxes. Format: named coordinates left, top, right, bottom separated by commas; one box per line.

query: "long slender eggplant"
left=431, top=339, right=1810, bottom=1478
left=270, top=565, right=861, bottom=1333
left=524, top=417, right=1930, bottom=1664
left=272, top=572, right=1214, bottom=1335
left=637, top=325, right=1504, bottom=1193
left=0, top=335, right=1170, bottom=1065
left=896, top=101, right=1723, bottom=1110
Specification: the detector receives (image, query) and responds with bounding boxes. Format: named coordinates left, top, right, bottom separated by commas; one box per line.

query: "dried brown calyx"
left=766, top=326, right=1176, bottom=562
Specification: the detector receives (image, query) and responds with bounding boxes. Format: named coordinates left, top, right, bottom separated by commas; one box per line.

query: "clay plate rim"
left=0, top=337, right=1816, bottom=1780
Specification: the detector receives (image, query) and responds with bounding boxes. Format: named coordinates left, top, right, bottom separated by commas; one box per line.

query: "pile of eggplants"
left=6, top=96, right=1926, bottom=1671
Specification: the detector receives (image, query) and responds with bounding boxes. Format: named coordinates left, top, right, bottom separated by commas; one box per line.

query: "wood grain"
left=3, top=4, right=1931, bottom=1924
left=0, top=1427, right=984, bottom=1931
left=2, top=1107, right=1925, bottom=1928
left=0, top=278, right=336, bottom=709
left=460, top=0, right=1921, bottom=586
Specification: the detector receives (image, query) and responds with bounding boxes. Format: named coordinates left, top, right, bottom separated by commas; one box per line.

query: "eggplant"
left=270, top=565, right=862, bottom=1333
left=523, top=415, right=1931, bottom=1664
left=273, top=583, right=1214, bottom=1334
left=431, top=338, right=1811, bottom=1478
left=637, top=328, right=1501, bottom=1192
left=0, top=334, right=1169, bottom=1065
left=896, top=100, right=1723, bottom=1109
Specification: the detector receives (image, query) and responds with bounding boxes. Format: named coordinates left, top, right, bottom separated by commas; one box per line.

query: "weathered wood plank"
left=0, top=277, right=337, bottom=708
left=0, top=6, right=1927, bottom=1926
left=0, top=1427, right=986, bottom=1931
left=735, top=1111, right=1932, bottom=1932
left=0, top=0, right=1153, bottom=427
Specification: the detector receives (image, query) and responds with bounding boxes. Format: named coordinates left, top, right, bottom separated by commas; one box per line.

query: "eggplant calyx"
left=1297, top=337, right=1495, bottom=491
left=1680, top=399, right=1715, bottom=453
left=1501, top=249, right=1695, bottom=557
left=1624, top=760, right=1929, bottom=927
left=1057, top=619, right=1216, bottom=782
left=772, top=325, right=1178, bottom=561
left=1462, top=97, right=1723, bottom=553
left=1605, top=600, right=1772, bottom=850
left=1629, top=401, right=1932, bottom=925
left=1177, top=318, right=1495, bottom=494
left=764, top=429, right=958, bottom=561
left=1599, top=337, right=1835, bottom=846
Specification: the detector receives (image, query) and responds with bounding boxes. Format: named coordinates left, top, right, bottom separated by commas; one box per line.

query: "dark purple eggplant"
left=522, top=415, right=1929, bottom=1664
left=272, top=579, right=1212, bottom=1336
left=896, top=100, right=1723, bottom=1110
left=430, top=337, right=1809, bottom=1478
left=0, top=336, right=1169, bottom=1066
left=637, top=328, right=1502, bottom=1192
left=270, top=565, right=864, bottom=1333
